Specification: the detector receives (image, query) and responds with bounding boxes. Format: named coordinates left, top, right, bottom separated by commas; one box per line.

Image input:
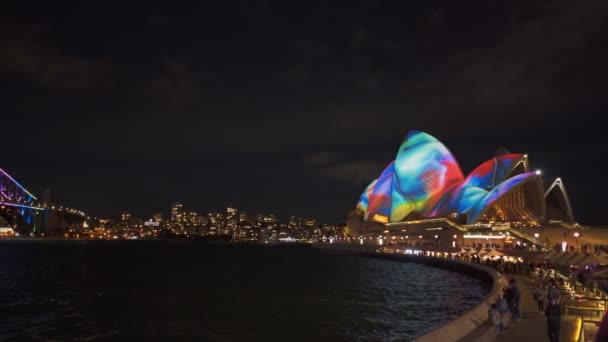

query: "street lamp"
left=533, top=233, right=540, bottom=250
left=573, top=232, right=580, bottom=252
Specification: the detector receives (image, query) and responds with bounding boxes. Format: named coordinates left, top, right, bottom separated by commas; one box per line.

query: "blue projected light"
left=393, top=131, right=464, bottom=217
left=356, top=179, right=377, bottom=216
left=355, top=131, right=554, bottom=225
left=466, top=172, right=539, bottom=224
left=366, top=162, right=396, bottom=220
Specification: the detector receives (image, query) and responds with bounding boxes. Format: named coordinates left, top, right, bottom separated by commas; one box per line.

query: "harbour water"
left=0, top=240, right=489, bottom=341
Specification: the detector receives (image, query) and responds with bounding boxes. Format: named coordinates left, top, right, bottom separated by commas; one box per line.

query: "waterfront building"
left=120, top=211, right=140, bottom=230
left=263, top=214, right=277, bottom=225
left=206, top=212, right=225, bottom=235
left=233, top=221, right=261, bottom=241
left=0, top=227, right=16, bottom=237
left=288, top=216, right=298, bottom=229
left=304, top=217, right=316, bottom=229
left=239, top=211, right=248, bottom=223
left=321, top=223, right=345, bottom=239
left=348, top=131, right=576, bottom=248
left=170, top=202, right=184, bottom=223
left=185, top=211, right=198, bottom=225
left=152, top=212, right=163, bottom=223
left=121, top=212, right=132, bottom=223
left=226, top=206, right=238, bottom=233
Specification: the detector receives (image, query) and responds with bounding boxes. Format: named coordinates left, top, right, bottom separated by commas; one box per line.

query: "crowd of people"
left=484, top=261, right=567, bottom=341
left=534, top=279, right=563, bottom=342
left=552, top=242, right=608, bottom=254
left=453, top=254, right=530, bottom=275
left=384, top=244, right=608, bottom=339
left=586, top=243, right=608, bottom=254
left=487, top=278, right=522, bottom=336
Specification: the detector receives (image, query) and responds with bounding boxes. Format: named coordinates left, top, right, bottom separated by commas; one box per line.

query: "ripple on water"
left=0, top=241, right=490, bottom=341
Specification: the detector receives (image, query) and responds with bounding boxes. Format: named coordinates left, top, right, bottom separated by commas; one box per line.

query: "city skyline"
left=2, top=2, right=607, bottom=224
left=68, top=201, right=343, bottom=243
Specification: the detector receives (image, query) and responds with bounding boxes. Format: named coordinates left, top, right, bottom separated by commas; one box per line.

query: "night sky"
left=2, top=1, right=607, bottom=224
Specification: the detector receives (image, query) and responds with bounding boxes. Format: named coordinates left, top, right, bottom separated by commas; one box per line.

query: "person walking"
left=489, top=303, right=506, bottom=336
left=547, top=279, right=561, bottom=305
left=504, top=281, right=514, bottom=316
left=545, top=299, right=561, bottom=342
left=496, top=293, right=508, bottom=313
left=508, top=278, right=521, bottom=321
left=534, top=285, right=547, bottom=313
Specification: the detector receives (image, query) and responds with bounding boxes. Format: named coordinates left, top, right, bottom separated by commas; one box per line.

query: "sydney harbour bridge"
left=0, top=167, right=86, bottom=235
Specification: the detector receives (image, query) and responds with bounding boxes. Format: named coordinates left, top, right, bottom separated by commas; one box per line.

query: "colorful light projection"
left=0, top=168, right=38, bottom=201
left=357, top=131, right=551, bottom=225
left=428, top=154, right=528, bottom=217
left=362, top=131, right=464, bottom=222
left=0, top=202, right=44, bottom=211
left=365, top=162, right=396, bottom=220
left=393, top=131, right=464, bottom=216
left=460, top=154, right=526, bottom=190
left=390, top=176, right=413, bottom=222
left=466, top=172, right=540, bottom=224
left=355, top=179, right=377, bottom=216
left=456, top=186, right=488, bottom=215
left=361, top=164, right=414, bottom=222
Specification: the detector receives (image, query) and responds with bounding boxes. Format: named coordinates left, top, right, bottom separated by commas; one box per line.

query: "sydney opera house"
left=347, top=131, right=575, bottom=246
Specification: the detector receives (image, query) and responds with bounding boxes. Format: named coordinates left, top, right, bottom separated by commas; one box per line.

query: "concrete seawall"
left=313, top=243, right=507, bottom=341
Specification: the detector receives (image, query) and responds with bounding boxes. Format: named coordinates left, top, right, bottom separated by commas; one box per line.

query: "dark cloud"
left=303, top=152, right=338, bottom=167
left=411, top=0, right=608, bottom=124
left=0, top=29, right=111, bottom=90
left=315, top=161, right=385, bottom=186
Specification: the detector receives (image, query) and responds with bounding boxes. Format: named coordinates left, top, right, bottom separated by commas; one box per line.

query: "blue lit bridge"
left=0, top=168, right=45, bottom=232
left=0, top=168, right=86, bottom=234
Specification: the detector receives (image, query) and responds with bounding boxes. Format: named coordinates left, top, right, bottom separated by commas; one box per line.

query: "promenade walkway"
left=499, top=276, right=581, bottom=342
left=460, top=275, right=583, bottom=342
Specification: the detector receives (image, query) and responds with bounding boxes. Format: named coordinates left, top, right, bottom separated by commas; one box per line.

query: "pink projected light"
left=366, top=162, right=396, bottom=220
left=0, top=168, right=38, bottom=200
left=355, top=130, right=565, bottom=225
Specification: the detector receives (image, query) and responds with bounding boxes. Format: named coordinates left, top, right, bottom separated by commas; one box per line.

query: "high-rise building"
left=121, top=212, right=132, bottom=222
left=289, top=216, right=297, bottom=229
left=119, top=211, right=140, bottom=230
left=263, top=214, right=277, bottom=223
left=261, top=214, right=278, bottom=229
left=239, top=211, right=248, bottom=223
left=304, top=217, right=316, bottom=229
left=226, top=206, right=238, bottom=232
left=152, top=212, right=163, bottom=222
left=207, top=212, right=225, bottom=235
left=144, top=213, right=163, bottom=235
left=171, top=202, right=184, bottom=223
left=186, top=211, right=198, bottom=225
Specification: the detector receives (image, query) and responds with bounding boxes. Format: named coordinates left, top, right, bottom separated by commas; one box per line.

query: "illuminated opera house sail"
left=354, top=131, right=574, bottom=226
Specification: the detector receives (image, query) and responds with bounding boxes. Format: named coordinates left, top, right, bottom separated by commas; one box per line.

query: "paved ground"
left=498, top=276, right=549, bottom=341
left=584, top=321, right=598, bottom=341
left=499, top=276, right=581, bottom=342
left=457, top=274, right=585, bottom=342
